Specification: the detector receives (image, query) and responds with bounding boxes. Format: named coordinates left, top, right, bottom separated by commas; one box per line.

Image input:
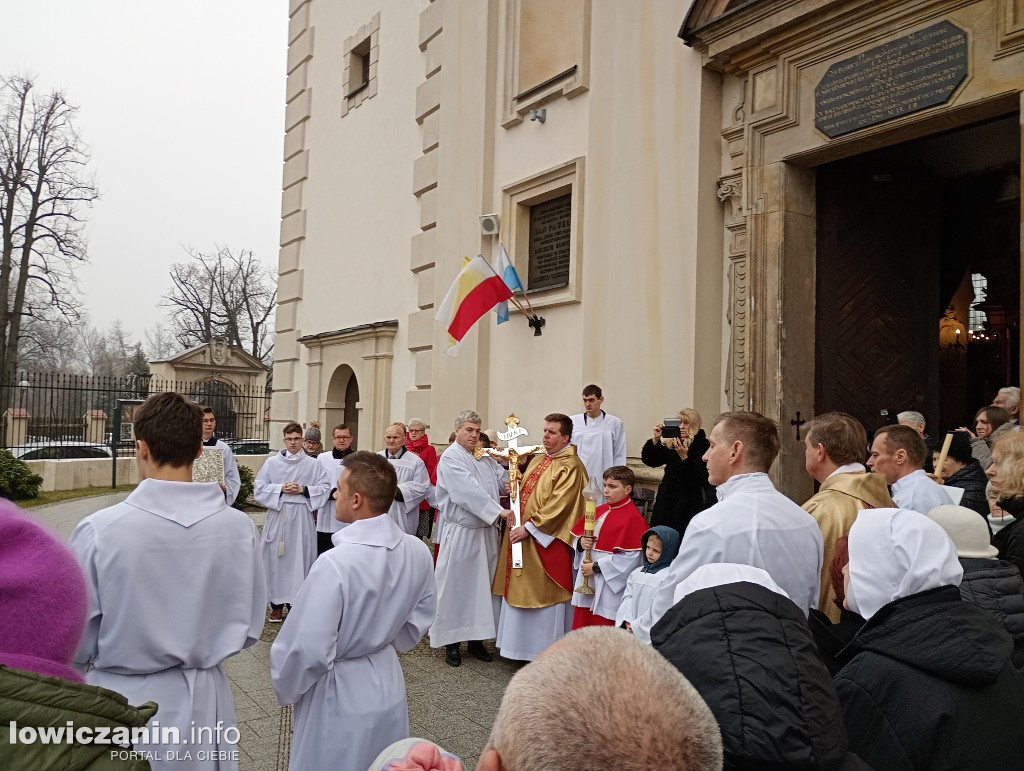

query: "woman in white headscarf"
left=835, top=508, right=1024, bottom=770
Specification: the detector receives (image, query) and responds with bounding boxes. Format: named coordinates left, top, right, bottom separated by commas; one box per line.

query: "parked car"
left=223, top=438, right=271, bottom=456
left=7, top=442, right=114, bottom=461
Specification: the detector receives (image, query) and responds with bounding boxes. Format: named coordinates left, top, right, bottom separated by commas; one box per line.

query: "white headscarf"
left=673, top=563, right=789, bottom=605
left=846, top=508, right=963, bottom=621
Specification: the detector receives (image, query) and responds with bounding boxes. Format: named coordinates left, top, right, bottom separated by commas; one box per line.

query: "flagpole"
left=498, top=242, right=540, bottom=318
left=482, top=250, right=535, bottom=321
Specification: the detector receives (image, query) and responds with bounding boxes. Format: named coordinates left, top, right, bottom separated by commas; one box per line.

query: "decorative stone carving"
left=717, top=173, right=744, bottom=219
left=718, top=173, right=748, bottom=410
left=210, top=337, right=230, bottom=366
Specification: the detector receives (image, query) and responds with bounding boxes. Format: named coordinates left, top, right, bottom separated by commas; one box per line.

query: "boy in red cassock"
left=570, top=466, right=650, bottom=628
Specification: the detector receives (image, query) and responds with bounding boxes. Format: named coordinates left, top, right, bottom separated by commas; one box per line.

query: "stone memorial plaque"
left=528, top=194, right=572, bottom=291
left=815, top=21, right=968, bottom=138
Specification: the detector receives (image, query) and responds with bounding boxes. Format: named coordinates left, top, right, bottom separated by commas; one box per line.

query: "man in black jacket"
left=652, top=563, right=868, bottom=770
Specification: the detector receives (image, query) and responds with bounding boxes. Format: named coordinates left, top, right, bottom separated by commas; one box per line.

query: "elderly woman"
left=641, top=408, right=714, bottom=538
left=835, top=508, right=1024, bottom=770
left=989, top=431, right=1024, bottom=576
left=405, top=418, right=438, bottom=539
left=961, top=405, right=1015, bottom=469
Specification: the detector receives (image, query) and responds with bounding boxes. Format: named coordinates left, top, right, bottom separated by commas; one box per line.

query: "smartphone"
left=662, top=418, right=682, bottom=438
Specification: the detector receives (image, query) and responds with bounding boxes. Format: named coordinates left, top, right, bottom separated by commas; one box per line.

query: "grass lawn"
left=21, top=484, right=138, bottom=508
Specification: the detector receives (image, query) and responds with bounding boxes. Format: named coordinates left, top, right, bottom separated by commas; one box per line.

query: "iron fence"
left=0, top=372, right=272, bottom=458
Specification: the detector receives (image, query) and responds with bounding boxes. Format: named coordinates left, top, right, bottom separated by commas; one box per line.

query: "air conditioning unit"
left=479, top=213, right=500, bottom=236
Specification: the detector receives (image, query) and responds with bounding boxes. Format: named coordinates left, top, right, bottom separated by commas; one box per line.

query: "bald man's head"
left=477, top=628, right=722, bottom=771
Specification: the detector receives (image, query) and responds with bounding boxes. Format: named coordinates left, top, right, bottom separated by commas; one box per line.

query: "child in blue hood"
left=615, top=525, right=681, bottom=632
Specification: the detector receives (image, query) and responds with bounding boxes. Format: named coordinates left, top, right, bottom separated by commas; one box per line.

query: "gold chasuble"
left=803, top=471, right=894, bottom=622
left=493, top=445, right=587, bottom=609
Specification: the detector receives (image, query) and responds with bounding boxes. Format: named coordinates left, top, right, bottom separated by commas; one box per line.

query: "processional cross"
left=474, top=414, right=543, bottom=570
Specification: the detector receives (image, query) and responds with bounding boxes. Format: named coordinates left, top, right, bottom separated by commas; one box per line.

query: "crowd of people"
left=3, top=385, right=1024, bottom=770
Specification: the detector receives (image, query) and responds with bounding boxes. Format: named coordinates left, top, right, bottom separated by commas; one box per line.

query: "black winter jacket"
left=959, top=557, right=1024, bottom=670
left=944, top=460, right=989, bottom=517
left=653, top=581, right=868, bottom=770
left=834, top=585, right=1024, bottom=770
left=994, top=496, right=1024, bottom=577
left=642, top=429, right=714, bottom=538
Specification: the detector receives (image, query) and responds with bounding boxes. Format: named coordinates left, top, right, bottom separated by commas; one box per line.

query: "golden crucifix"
left=474, top=414, right=543, bottom=569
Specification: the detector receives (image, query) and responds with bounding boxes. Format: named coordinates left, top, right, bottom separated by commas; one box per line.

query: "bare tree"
left=76, top=320, right=149, bottom=378
left=18, top=311, right=84, bottom=373
left=0, top=75, right=98, bottom=376
left=144, top=322, right=176, bottom=360
left=162, top=246, right=275, bottom=364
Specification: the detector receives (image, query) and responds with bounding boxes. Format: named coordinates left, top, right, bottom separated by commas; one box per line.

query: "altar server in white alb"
left=255, top=421, right=331, bottom=623
left=380, top=422, right=433, bottom=535
left=632, top=411, right=824, bottom=644
left=570, top=384, right=626, bottom=503
left=315, top=423, right=355, bottom=555
left=430, top=410, right=512, bottom=667
left=271, top=451, right=436, bottom=771
left=201, top=406, right=241, bottom=505
left=868, top=424, right=954, bottom=513
left=71, top=392, right=266, bottom=769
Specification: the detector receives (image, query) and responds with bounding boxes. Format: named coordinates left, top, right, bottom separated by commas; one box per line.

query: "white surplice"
left=494, top=521, right=573, bottom=661
left=270, top=514, right=436, bottom=771
left=570, top=410, right=626, bottom=503
left=379, top=448, right=432, bottom=535
left=891, top=468, right=954, bottom=514
left=429, top=442, right=507, bottom=647
left=70, top=479, right=266, bottom=770
left=570, top=511, right=642, bottom=621
left=204, top=438, right=241, bottom=506
left=255, top=450, right=331, bottom=605
left=615, top=567, right=671, bottom=628
left=632, top=472, right=824, bottom=643
left=315, top=450, right=349, bottom=535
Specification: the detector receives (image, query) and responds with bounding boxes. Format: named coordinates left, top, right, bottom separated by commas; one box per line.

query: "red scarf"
left=405, top=432, right=431, bottom=454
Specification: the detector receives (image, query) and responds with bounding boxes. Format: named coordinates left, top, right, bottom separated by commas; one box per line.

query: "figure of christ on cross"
left=475, top=414, right=543, bottom=569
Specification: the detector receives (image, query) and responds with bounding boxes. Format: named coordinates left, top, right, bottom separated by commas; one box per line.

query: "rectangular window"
left=969, top=272, right=988, bottom=333
left=340, top=13, right=380, bottom=117
left=347, top=38, right=371, bottom=98
left=501, top=157, right=585, bottom=308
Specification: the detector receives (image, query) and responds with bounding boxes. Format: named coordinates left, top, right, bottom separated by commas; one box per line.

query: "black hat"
left=946, top=431, right=974, bottom=465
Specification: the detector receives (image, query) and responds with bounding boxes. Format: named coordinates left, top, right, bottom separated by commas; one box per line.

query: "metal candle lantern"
left=575, top=477, right=601, bottom=595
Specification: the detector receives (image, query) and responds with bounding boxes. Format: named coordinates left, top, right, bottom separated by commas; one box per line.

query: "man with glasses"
left=315, top=424, right=356, bottom=555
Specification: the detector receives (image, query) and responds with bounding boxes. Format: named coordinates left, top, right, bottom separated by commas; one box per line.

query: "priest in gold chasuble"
left=493, top=413, right=587, bottom=661
left=802, top=412, right=894, bottom=623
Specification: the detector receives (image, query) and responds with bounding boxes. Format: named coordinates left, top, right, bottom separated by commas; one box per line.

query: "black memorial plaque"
left=528, top=194, right=572, bottom=291
left=815, top=21, right=967, bottom=138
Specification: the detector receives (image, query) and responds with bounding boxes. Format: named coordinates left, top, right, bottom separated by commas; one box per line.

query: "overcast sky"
left=0, top=1, right=287, bottom=342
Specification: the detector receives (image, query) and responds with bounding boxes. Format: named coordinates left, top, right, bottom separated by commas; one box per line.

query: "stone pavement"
left=27, top=493, right=517, bottom=769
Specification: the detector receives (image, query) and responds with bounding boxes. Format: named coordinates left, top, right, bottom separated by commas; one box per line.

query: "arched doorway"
left=325, top=365, right=360, bottom=448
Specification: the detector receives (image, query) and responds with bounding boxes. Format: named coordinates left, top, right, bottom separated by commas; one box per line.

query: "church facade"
left=272, top=0, right=1022, bottom=497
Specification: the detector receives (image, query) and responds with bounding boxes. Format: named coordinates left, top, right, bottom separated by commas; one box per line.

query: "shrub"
left=0, top=450, right=43, bottom=500
left=234, top=464, right=255, bottom=509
